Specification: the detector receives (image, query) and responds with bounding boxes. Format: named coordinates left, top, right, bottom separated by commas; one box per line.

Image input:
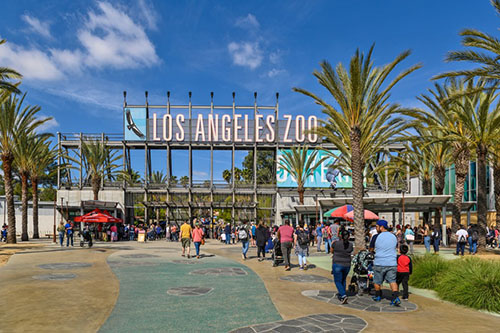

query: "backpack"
left=458, top=233, right=467, bottom=243
left=472, top=230, right=479, bottom=242
left=297, top=230, right=309, bottom=246
left=238, top=227, right=248, bottom=240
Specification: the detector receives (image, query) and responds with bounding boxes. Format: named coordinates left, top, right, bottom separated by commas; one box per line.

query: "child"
left=396, top=244, right=412, bottom=300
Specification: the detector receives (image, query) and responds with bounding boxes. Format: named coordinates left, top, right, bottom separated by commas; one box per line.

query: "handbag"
left=406, top=234, right=415, bottom=241
left=201, top=238, right=205, bottom=245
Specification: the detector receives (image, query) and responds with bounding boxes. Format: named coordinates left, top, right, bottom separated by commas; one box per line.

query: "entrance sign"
left=277, top=149, right=352, bottom=188
left=123, top=107, right=318, bottom=143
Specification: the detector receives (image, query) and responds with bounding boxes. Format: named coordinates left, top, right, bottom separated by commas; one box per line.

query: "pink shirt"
left=192, top=228, right=204, bottom=242
left=278, top=225, right=294, bottom=243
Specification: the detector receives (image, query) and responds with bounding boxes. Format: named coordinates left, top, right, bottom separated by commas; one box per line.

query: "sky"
left=0, top=0, right=498, bottom=180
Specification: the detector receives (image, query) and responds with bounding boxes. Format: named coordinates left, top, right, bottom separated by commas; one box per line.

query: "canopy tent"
left=74, top=209, right=123, bottom=223
left=343, top=209, right=379, bottom=221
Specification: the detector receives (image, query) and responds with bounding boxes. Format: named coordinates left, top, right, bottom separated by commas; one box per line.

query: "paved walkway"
left=0, top=239, right=499, bottom=332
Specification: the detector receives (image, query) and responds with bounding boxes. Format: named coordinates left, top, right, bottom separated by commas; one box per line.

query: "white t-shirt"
left=456, top=229, right=468, bottom=243
left=369, top=227, right=378, bottom=239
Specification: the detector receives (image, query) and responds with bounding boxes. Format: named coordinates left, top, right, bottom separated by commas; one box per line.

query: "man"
left=238, top=221, right=251, bottom=260
left=468, top=225, right=478, bottom=255
left=65, top=221, right=74, bottom=247
left=278, top=220, right=295, bottom=271
left=371, top=220, right=401, bottom=306
left=316, top=223, right=323, bottom=252
left=180, top=220, right=193, bottom=258
left=455, top=225, right=468, bottom=256
left=224, top=223, right=231, bottom=245
left=330, top=219, right=341, bottom=242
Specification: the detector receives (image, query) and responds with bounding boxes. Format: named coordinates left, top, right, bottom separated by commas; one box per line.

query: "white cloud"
left=235, top=14, right=259, bottom=30
left=22, top=15, right=52, bottom=38
left=269, top=51, right=281, bottom=65
left=193, top=171, right=208, bottom=178
left=267, top=68, right=285, bottom=78
left=36, top=115, right=59, bottom=132
left=228, top=41, right=263, bottom=70
left=138, top=0, right=158, bottom=30
left=50, top=49, right=84, bottom=73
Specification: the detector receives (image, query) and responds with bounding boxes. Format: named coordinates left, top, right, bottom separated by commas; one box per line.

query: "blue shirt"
left=251, top=225, right=256, bottom=236
left=374, top=231, right=397, bottom=267
left=65, top=223, right=72, bottom=235
left=316, top=226, right=323, bottom=237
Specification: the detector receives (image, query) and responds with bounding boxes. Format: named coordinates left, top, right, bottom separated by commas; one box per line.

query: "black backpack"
left=472, top=230, right=479, bottom=242
left=297, top=230, right=309, bottom=246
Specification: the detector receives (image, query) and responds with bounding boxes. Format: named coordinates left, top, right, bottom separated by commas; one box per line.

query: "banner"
left=276, top=149, right=352, bottom=188
left=124, top=108, right=147, bottom=141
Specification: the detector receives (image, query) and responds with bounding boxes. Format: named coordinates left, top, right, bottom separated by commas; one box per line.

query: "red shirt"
left=397, top=254, right=412, bottom=273
left=278, top=225, right=294, bottom=243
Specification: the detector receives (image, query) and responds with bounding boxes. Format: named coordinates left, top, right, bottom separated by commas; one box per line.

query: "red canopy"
left=328, top=205, right=353, bottom=218
left=343, top=209, right=379, bottom=221
left=74, top=209, right=123, bottom=223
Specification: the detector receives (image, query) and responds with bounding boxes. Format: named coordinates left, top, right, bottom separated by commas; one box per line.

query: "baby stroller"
left=271, top=237, right=284, bottom=267
left=79, top=229, right=93, bottom=248
left=348, top=250, right=374, bottom=295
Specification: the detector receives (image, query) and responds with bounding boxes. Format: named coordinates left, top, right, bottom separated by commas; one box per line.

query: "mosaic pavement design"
left=302, top=290, right=417, bottom=312
left=107, top=261, right=160, bottom=268
left=230, top=313, right=367, bottom=333
left=190, top=267, right=248, bottom=276
left=38, top=262, right=92, bottom=270
left=118, top=253, right=160, bottom=259
left=32, top=273, right=77, bottom=281
left=166, top=286, right=214, bottom=296
left=171, top=259, right=201, bottom=264
left=280, top=274, right=332, bottom=283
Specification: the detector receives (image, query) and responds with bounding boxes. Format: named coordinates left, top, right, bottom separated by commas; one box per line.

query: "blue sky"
left=0, top=0, right=498, bottom=180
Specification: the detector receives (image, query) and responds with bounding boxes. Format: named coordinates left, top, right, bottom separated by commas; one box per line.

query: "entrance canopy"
left=74, top=209, right=123, bottom=223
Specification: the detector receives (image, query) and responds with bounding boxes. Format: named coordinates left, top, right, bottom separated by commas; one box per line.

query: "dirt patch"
left=0, top=243, right=46, bottom=267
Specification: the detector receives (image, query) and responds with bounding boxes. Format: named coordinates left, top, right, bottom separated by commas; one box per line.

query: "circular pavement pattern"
left=32, top=273, right=77, bottom=281
left=119, top=253, right=160, bottom=259
left=108, top=261, right=160, bottom=268
left=302, top=290, right=418, bottom=312
left=166, top=287, right=213, bottom=296
left=171, top=259, right=200, bottom=265
left=280, top=274, right=332, bottom=283
left=231, top=313, right=367, bottom=333
left=38, top=262, right=92, bottom=270
left=190, top=267, right=247, bottom=276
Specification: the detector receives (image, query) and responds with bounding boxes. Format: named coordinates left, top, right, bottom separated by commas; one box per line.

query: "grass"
left=409, top=255, right=500, bottom=313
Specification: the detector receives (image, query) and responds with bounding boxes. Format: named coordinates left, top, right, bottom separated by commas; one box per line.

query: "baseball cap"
left=376, top=220, right=389, bottom=229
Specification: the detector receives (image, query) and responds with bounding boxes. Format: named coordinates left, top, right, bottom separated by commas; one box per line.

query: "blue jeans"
left=298, top=253, right=307, bottom=267
left=468, top=237, right=477, bottom=254
left=316, top=236, right=322, bottom=251
left=324, top=239, right=332, bottom=253
left=424, top=236, right=431, bottom=252
left=241, top=240, right=249, bottom=257
left=332, top=263, right=351, bottom=298
left=194, top=242, right=201, bottom=256
left=433, top=238, right=440, bottom=252
left=66, top=233, right=73, bottom=246
left=58, top=232, right=64, bottom=246
left=225, top=233, right=231, bottom=244
left=456, top=242, right=466, bottom=256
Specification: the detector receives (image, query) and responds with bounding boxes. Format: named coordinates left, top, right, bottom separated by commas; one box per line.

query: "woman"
left=255, top=222, right=269, bottom=261
left=331, top=230, right=353, bottom=304
left=57, top=221, right=65, bottom=247
left=432, top=224, right=441, bottom=254
left=395, top=225, right=403, bottom=248
left=423, top=223, right=431, bottom=252
left=403, top=224, right=415, bottom=254
left=192, top=223, right=204, bottom=259
left=294, top=222, right=309, bottom=270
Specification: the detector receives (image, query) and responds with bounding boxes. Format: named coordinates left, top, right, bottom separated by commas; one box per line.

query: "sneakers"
left=402, top=296, right=408, bottom=300
left=340, top=296, right=348, bottom=304
left=390, top=297, right=401, bottom=306
left=372, top=296, right=382, bottom=302
left=187, top=254, right=190, bottom=259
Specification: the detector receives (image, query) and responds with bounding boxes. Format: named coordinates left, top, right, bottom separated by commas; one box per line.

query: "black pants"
left=281, top=242, right=293, bottom=267
left=257, top=245, right=266, bottom=258
left=396, top=272, right=410, bottom=298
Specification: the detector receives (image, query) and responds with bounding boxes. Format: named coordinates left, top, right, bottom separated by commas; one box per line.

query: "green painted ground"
left=100, top=253, right=281, bottom=332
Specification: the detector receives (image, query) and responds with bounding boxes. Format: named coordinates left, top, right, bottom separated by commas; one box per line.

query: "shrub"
left=408, top=254, right=450, bottom=290
left=435, top=258, right=500, bottom=313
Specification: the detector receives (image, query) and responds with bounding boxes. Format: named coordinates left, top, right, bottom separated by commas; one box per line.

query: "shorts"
left=181, top=238, right=191, bottom=248
left=373, top=265, right=397, bottom=285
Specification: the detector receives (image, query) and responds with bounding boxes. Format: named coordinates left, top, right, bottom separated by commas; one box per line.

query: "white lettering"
left=296, top=115, right=305, bottom=142
left=234, top=114, right=242, bottom=142
left=283, top=115, right=293, bottom=143
left=265, top=115, right=275, bottom=142
left=175, top=114, right=185, bottom=141
left=162, top=114, right=172, bottom=141
left=244, top=114, right=251, bottom=142
left=153, top=113, right=160, bottom=141
left=208, top=114, right=219, bottom=141
left=308, top=116, right=318, bottom=142
left=195, top=114, right=205, bottom=141
left=222, top=114, right=231, bottom=142
left=255, top=114, right=264, bottom=142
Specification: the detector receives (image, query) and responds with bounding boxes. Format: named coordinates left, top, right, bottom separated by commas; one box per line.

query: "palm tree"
left=150, top=170, right=168, bottom=184
left=0, top=93, right=48, bottom=243
left=222, top=170, right=231, bottom=184
left=294, top=46, right=420, bottom=251
left=0, top=40, right=22, bottom=94
left=28, top=137, right=56, bottom=239
left=491, top=145, right=500, bottom=227
left=118, top=168, right=141, bottom=186
left=169, top=175, right=178, bottom=185
left=79, top=139, right=121, bottom=200
left=277, top=146, right=326, bottom=204
left=180, top=176, right=189, bottom=188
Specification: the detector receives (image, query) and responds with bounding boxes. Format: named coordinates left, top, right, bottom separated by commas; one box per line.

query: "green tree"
left=180, top=176, right=189, bottom=188
left=0, top=40, right=22, bottom=94
left=150, top=170, right=167, bottom=184
left=277, top=146, right=325, bottom=204
left=169, top=175, right=178, bottom=185
left=294, top=46, right=420, bottom=251
left=222, top=169, right=231, bottom=184
left=118, top=168, right=141, bottom=186
left=0, top=93, right=48, bottom=243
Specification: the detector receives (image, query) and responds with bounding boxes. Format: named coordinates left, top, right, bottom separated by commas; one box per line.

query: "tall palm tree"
left=28, top=137, right=56, bottom=239
left=78, top=139, right=121, bottom=200
left=222, top=170, right=231, bottom=184
left=294, top=46, right=421, bottom=251
left=0, top=40, right=22, bottom=94
left=118, top=168, right=141, bottom=186
left=0, top=93, right=48, bottom=243
left=492, top=145, right=500, bottom=227
left=277, top=146, right=326, bottom=204
left=150, top=170, right=168, bottom=184
left=180, top=176, right=189, bottom=188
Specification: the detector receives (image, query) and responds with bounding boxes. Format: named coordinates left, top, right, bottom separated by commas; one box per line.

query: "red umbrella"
left=74, top=209, right=123, bottom=223
left=343, top=209, right=379, bottom=221
left=327, top=205, right=353, bottom=218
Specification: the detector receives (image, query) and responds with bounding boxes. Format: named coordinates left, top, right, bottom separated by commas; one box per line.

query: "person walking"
left=224, top=223, right=231, bottom=245
left=65, top=221, right=74, bottom=247
left=396, top=244, right=412, bottom=300
left=403, top=224, right=415, bottom=254
left=371, top=220, right=401, bottom=306
left=316, top=223, right=323, bottom=252
left=331, top=230, right=353, bottom=304
left=57, top=221, right=65, bottom=247
left=180, top=220, right=192, bottom=258
left=251, top=222, right=257, bottom=247
left=455, top=225, right=468, bottom=256
left=255, top=222, right=269, bottom=261
left=423, top=223, right=431, bottom=252
left=294, top=222, right=309, bottom=270
left=238, top=221, right=251, bottom=260
left=431, top=224, right=441, bottom=254
left=278, top=220, right=294, bottom=271
left=192, top=223, right=204, bottom=259
left=468, top=225, right=479, bottom=255
left=111, top=224, right=118, bottom=242
left=323, top=223, right=332, bottom=254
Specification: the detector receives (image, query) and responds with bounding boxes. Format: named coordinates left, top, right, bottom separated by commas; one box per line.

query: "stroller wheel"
left=80, top=241, right=84, bottom=247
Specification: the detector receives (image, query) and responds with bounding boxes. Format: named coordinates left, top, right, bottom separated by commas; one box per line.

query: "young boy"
left=396, top=244, right=412, bottom=300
